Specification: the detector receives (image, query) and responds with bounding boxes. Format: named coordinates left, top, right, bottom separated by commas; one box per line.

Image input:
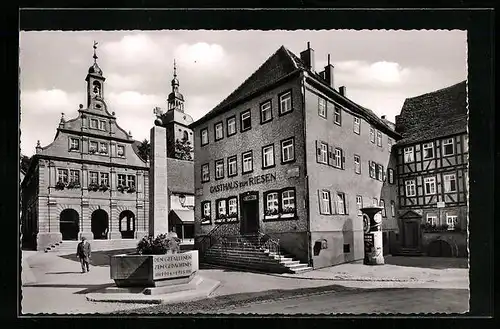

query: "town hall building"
left=21, top=44, right=150, bottom=251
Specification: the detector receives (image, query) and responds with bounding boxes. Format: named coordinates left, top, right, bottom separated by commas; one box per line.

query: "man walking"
left=76, top=236, right=91, bottom=273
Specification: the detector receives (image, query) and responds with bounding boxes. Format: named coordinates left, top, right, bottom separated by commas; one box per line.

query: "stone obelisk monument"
left=148, top=125, right=169, bottom=237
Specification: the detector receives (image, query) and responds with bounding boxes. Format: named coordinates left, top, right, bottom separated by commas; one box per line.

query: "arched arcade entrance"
left=119, top=210, right=135, bottom=239
left=91, top=209, right=109, bottom=240
left=60, top=209, right=79, bottom=241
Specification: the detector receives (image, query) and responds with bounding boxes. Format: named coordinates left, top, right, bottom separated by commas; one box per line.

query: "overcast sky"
left=19, top=30, right=467, bottom=157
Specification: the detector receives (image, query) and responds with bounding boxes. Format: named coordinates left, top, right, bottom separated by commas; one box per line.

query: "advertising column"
left=361, top=206, right=384, bottom=265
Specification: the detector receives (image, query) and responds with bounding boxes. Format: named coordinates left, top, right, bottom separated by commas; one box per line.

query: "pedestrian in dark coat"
left=76, top=236, right=91, bottom=273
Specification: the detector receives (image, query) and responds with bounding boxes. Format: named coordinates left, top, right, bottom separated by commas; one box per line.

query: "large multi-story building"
left=191, top=43, right=401, bottom=268
left=394, top=81, right=468, bottom=256
left=21, top=45, right=149, bottom=251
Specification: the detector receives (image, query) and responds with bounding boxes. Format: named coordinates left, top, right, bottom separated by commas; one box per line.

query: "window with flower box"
left=57, top=168, right=68, bottom=183
left=127, top=175, right=136, bottom=190
left=100, top=173, right=109, bottom=190
left=264, top=188, right=296, bottom=220
left=201, top=201, right=211, bottom=224
left=67, top=169, right=80, bottom=188
left=227, top=197, right=238, bottom=221
left=215, top=199, right=227, bottom=223
left=89, top=171, right=99, bottom=186
left=117, top=174, right=126, bottom=190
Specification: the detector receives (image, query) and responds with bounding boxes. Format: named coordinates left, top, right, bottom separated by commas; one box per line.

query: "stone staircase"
left=394, top=247, right=426, bottom=257
left=199, top=231, right=312, bottom=274
left=44, top=239, right=140, bottom=254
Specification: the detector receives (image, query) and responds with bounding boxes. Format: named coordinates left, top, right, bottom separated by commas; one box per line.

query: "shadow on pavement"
left=23, top=283, right=115, bottom=290
left=59, top=249, right=137, bottom=267
left=384, top=256, right=468, bottom=269
left=45, top=271, right=83, bottom=275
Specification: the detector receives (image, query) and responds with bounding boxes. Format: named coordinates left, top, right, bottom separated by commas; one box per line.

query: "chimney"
left=300, top=42, right=315, bottom=72
left=339, top=86, right=347, bottom=97
left=381, top=115, right=386, bottom=119
left=323, top=54, right=335, bottom=89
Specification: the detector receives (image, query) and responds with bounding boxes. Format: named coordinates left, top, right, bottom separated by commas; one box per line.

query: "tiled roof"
left=395, top=81, right=467, bottom=146
left=191, top=45, right=399, bottom=136
left=166, top=158, right=194, bottom=194
left=193, top=46, right=299, bottom=125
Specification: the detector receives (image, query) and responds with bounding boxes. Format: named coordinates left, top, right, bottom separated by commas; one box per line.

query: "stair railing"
left=196, top=223, right=228, bottom=257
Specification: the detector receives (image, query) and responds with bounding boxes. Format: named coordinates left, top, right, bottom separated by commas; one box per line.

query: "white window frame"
left=281, top=138, right=295, bottom=163
left=99, top=142, right=108, bottom=154
left=57, top=168, right=68, bottom=183
left=354, top=155, right=361, bottom=174
left=261, top=101, right=273, bottom=123
left=404, top=146, right=415, bottom=163
left=376, top=130, right=382, bottom=147
left=282, top=189, right=296, bottom=213
left=333, top=105, right=341, bottom=125
left=228, top=198, right=238, bottom=217
left=241, top=110, right=252, bottom=131
left=334, top=148, right=342, bottom=168
left=266, top=192, right=279, bottom=213
left=117, top=174, right=126, bottom=186
left=228, top=156, right=237, bottom=177
left=424, top=176, right=436, bottom=195
left=201, top=164, right=210, bottom=182
left=423, top=142, right=434, bottom=159
left=377, top=164, right=383, bottom=181
left=100, top=172, right=109, bottom=186
left=126, top=175, right=135, bottom=188
left=262, top=144, right=275, bottom=168
left=320, top=190, right=332, bottom=215
left=215, top=122, right=224, bottom=141
left=203, top=202, right=211, bottom=218
left=444, top=173, right=457, bottom=193
left=426, top=214, right=437, bottom=226
left=318, top=97, right=327, bottom=118
left=117, top=145, right=125, bottom=157
left=69, top=169, right=80, bottom=183
left=319, top=142, right=328, bottom=164
left=356, top=195, right=363, bottom=216
left=443, top=138, right=455, bottom=156
left=242, top=151, right=253, bottom=173
left=201, top=128, right=209, bottom=146
left=353, top=117, right=360, bottom=134
left=99, top=120, right=106, bottom=131
left=405, top=180, right=416, bottom=197
left=89, top=141, right=98, bottom=153
left=390, top=201, right=396, bottom=217
left=446, top=214, right=458, bottom=230
left=336, top=192, right=346, bottom=215
left=215, top=160, right=224, bottom=179
left=89, top=171, right=99, bottom=185
left=90, top=118, right=98, bottom=129
left=227, top=117, right=236, bottom=136
left=369, top=161, right=376, bottom=178
left=370, top=127, right=375, bottom=143
left=379, top=199, right=386, bottom=217
left=217, top=200, right=227, bottom=217
left=388, top=168, right=394, bottom=184
left=70, top=138, right=80, bottom=151
left=279, top=91, right=292, bottom=114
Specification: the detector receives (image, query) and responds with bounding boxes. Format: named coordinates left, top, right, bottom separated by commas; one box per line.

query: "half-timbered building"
left=394, top=81, right=468, bottom=256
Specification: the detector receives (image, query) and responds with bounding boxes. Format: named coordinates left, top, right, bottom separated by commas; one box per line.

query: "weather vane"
left=93, top=40, right=99, bottom=62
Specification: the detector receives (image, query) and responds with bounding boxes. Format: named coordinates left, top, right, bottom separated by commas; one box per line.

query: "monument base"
left=85, top=275, right=220, bottom=304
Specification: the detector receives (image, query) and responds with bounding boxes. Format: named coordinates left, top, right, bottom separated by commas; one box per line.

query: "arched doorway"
left=60, top=209, right=79, bottom=241
left=119, top=210, right=135, bottom=239
left=91, top=209, right=109, bottom=240
left=427, top=240, right=453, bottom=257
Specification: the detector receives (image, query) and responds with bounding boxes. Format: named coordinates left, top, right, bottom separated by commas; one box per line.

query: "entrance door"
left=59, top=209, right=79, bottom=240
left=403, top=221, right=419, bottom=248
left=91, top=209, right=109, bottom=240
left=240, top=191, right=259, bottom=235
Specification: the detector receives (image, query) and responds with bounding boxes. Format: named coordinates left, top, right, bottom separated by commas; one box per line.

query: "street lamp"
left=178, top=194, right=186, bottom=207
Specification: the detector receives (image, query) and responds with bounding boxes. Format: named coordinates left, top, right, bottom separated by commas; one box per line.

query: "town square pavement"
left=21, top=250, right=469, bottom=314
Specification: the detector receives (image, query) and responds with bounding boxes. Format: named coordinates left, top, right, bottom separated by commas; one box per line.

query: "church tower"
left=85, top=41, right=107, bottom=111
left=154, top=60, right=194, bottom=160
